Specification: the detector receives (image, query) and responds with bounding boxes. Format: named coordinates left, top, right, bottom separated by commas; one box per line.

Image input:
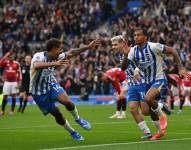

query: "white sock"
left=153, top=120, right=162, bottom=133
left=63, top=120, right=75, bottom=133
left=121, top=111, right=126, bottom=116
left=116, top=111, right=120, bottom=115
left=158, top=102, right=163, bottom=109
left=70, top=107, right=80, bottom=120
left=138, top=121, right=151, bottom=134
left=151, top=105, right=164, bottom=117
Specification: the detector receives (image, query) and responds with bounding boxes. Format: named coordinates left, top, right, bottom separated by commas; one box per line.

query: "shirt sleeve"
left=31, top=53, right=45, bottom=67
left=149, top=42, right=165, bottom=55
left=127, top=47, right=135, bottom=61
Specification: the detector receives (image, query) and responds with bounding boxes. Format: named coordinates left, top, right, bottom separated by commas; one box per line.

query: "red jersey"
left=0, top=58, right=21, bottom=82
left=105, top=68, right=126, bottom=94
left=179, top=72, right=191, bottom=87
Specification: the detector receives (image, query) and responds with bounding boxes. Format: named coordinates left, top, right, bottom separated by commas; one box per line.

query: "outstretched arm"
left=66, top=39, right=101, bottom=59
left=165, top=46, right=187, bottom=76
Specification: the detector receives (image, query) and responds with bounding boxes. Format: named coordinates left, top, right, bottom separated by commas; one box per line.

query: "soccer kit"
left=20, top=64, right=31, bottom=95
left=30, top=52, right=66, bottom=115
left=128, top=42, right=168, bottom=100
left=105, top=68, right=127, bottom=94
left=0, top=58, right=21, bottom=95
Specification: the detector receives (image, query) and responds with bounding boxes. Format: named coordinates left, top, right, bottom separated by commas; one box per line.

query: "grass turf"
left=0, top=105, right=191, bottom=150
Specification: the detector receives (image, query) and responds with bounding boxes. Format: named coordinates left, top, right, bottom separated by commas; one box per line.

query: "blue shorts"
left=32, top=83, right=65, bottom=115
left=145, top=79, right=168, bottom=101
left=127, top=84, right=146, bottom=102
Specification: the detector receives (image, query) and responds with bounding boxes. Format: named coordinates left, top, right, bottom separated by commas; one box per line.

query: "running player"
left=0, top=51, right=21, bottom=115
left=111, top=35, right=152, bottom=139
left=30, top=38, right=100, bottom=141
left=18, top=55, right=32, bottom=113
left=122, top=28, right=187, bottom=140
left=97, top=68, right=128, bottom=119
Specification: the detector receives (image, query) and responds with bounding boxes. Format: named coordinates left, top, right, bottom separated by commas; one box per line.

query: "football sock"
left=11, top=97, right=16, bottom=112
left=180, top=100, right=185, bottom=110
left=170, top=97, right=174, bottom=110
left=138, top=121, right=151, bottom=134
left=21, top=99, right=27, bottom=113
left=18, top=97, right=23, bottom=111
left=153, top=120, right=162, bottom=134
left=121, top=98, right=126, bottom=111
left=63, top=120, right=75, bottom=133
left=117, top=100, right=122, bottom=111
left=70, top=107, right=80, bottom=120
left=2, top=97, right=7, bottom=112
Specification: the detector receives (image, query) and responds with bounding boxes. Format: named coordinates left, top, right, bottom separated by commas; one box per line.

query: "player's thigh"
left=140, top=101, right=150, bottom=116
left=120, top=89, right=128, bottom=99
left=145, top=87, right=160, bottom=102
left=128, top=101, right=140, bottom=111
left=10, top=82, right=19, bottom=95
left=3, top=82, right=11, bottom=95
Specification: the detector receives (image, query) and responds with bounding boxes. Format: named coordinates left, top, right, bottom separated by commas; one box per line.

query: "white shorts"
left=120, top=80, right=128, bottom=91
left=3, top=81, right=19, bottom=95
left=180, top=86, right=191, bottom=96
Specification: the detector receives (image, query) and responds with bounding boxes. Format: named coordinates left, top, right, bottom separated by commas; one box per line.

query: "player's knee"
left=51, top=108, right=66, bottom=125
left=129, top=107, right=139, bottom=115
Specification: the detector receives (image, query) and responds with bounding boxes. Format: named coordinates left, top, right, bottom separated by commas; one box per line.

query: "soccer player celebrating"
left=97, top=68, right=128, bottom=119
left=121, top=28, right=187, bottom=140
left=18, top=55, right=32, bottom=113
left=30, top=38, right=100, bottom=141
left=111, top=35, right=152, bottom=139
left=0, top=51, right=21, bottom=115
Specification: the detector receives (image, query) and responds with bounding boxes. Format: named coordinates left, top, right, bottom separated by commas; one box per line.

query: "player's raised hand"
left=87, top=39, right=101, bottom=49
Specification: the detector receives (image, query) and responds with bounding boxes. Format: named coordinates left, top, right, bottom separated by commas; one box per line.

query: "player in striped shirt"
left=122, top=28, right=187, bottom=140
left=30, top=38, right=100, bottom=141
left=111, top=35, right=152, bottom=139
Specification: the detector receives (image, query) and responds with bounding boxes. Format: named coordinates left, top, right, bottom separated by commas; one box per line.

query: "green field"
left=0, top=105, right=191, bottom=150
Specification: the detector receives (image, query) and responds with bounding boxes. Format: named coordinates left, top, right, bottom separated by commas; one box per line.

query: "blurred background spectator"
left=0, top=0, right=191, bottom=95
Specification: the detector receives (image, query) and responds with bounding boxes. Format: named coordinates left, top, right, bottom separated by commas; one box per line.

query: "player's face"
left=53, top=45, right=64, bottom=58
left=25, top=56, right=32, bottom=64
left=134, top=30, right=147, bottom=45
left=111, top=41, right=123, bottom=51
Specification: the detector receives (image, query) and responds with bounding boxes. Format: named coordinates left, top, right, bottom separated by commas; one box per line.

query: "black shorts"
left=20, top=83, right=31, bottom=95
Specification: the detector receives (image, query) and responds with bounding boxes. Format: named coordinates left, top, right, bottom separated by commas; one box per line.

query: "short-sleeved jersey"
left=118, top=54, right=144, bottom=86
left=105, top=68, right=126, bottom=94
left=0, top=58, right=21, bottom=82
left=30, top=52, right=62, bottom=95
left=128, top=42, right=166, bottom=84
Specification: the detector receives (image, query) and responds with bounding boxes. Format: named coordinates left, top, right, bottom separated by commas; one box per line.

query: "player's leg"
left=21, top=94, right=28, bottom=113
left=178, top=94, right=185, bottom=114
left=18, top=92, right=25, bottom=112
left=57, top=92, right=91, bottom=130
left=32, top=93, right=84, bottom=141
left=120, top=89, right=127, bottom=118
left=110, top=98, right=122, bottom=119
left=51, top=83, right=91, bottom=130
left=1, top=81, right=11, bottom=115
left=10, top=93, right=17, bottom=115
left=10, top=82, right=19, bottom=114
left=128, top=101, right=151, bottom=139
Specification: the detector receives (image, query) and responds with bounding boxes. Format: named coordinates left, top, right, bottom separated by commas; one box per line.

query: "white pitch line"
left=41, top=137, right=191, bottom=150
left=1, top=118, right=191, bottom=130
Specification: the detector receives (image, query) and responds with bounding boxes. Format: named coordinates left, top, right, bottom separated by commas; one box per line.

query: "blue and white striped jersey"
left=30, top=52, right=60, bottom=95
left=119, top=54, right=144, bottom=86
left=128, top=42, right=166, bottom=84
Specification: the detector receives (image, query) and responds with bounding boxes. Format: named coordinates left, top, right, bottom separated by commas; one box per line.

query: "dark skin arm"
left=66, top=39, right=101, bottom=59
left=165, top=46, right=187, bottom=76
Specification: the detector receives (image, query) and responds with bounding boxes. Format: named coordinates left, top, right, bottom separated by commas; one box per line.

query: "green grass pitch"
left=0, top=105, right=191, bottom=150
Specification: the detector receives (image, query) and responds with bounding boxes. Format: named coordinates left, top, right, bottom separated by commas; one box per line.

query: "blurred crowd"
left=0, top=0, right=191, bottom=96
